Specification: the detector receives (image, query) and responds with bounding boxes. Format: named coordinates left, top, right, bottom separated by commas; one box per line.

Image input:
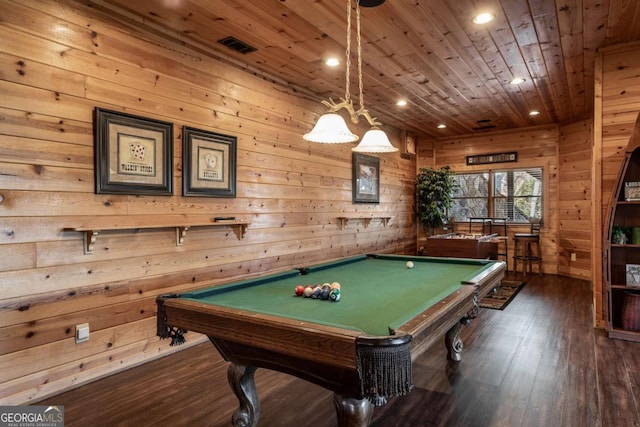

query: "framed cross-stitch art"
left=94, top=108, right=173, bottom=195
left=182, top=126, right=237, bottom=197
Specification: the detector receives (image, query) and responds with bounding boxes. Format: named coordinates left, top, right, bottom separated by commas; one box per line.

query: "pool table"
left=157, top=254, right=505, bottom=427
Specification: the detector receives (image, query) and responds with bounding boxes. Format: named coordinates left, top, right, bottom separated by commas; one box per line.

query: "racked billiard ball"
left=303, top=286, right=314, bottom=298
left=329, top=288, right=341, bottom=302
left=295, top=285, right=305, bottom=296
left=312, top=286, right=322, bottom=299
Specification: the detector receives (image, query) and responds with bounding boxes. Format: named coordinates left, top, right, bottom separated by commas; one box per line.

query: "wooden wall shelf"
left=336, top=216, right=392, bottom=230
left=64, top=220, right=249, bottom=254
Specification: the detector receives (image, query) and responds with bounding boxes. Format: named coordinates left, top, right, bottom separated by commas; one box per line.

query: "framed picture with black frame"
left=352, top=152, right=380, bottom=203
left=182, top=126, right=237, bottom=197
left=94, top=108, right=173, bottom=196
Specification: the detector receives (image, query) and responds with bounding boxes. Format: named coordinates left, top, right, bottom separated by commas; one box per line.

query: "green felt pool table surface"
left=179, top=254, right=499, bottom=337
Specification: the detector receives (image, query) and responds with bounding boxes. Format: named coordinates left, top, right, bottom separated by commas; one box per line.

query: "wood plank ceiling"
left=87, top=0, right=640, bottom=138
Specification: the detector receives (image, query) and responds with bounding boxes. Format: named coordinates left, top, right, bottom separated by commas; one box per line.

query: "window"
left=449, top=168, right=543, bottom=223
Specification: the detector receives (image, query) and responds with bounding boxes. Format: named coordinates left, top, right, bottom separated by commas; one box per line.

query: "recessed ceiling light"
left=325, top=58, right=340, bottom=67
left=509, top=77, right=525, bottom=85
left=437, top=124, right=447, bottom=129
left=529, top=110, right=541, bottom=116
left=472, top=12, right=495, bottom=24
left=396, top=99, right=407, bottom=106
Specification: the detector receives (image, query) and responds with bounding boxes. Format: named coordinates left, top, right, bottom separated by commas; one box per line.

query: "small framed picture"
left=94, top=108, right=173, bottom=195
left=404, top=130, right=416, bottom=155
left=352, top=152, right=380, bottom=204
left=182, top=126, right=237, bottom=197
left=626, top=264, right=640, bottom=287
left=625, top=182, right=640, bottom=201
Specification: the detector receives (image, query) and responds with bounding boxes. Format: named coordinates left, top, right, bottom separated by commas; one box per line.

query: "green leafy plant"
left=415, top=166, right=458, bottom=232
left=612, top=224, right=630, bottom=244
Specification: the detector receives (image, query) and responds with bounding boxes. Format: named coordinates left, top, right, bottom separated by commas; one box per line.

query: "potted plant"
left=415, top=166, right=458, bottom=234
left=612, top=225, right=630, bottom=244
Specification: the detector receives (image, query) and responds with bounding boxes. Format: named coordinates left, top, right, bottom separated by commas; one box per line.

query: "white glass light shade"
left=352, top=128, right=398, bottom=153
left=303, top=113, right=359, bottom=143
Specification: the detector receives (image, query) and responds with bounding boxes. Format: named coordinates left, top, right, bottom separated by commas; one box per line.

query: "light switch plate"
left=76, top=323, right=90, bottom=343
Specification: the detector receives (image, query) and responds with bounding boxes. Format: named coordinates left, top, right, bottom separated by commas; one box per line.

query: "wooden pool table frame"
left=157, top=255, right=505, bottom=427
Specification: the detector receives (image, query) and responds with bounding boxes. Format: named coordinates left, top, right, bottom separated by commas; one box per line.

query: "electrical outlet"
left=76, top=323, right=90, bottom=344
left=570, top=253, right=577, bottom=262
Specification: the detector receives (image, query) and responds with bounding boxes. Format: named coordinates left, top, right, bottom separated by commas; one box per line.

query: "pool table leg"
left=333, top=394, right=374, bottom=427
left=228, top=363, right=260, bottom=427
left=445, top=317, right=472, bottom=362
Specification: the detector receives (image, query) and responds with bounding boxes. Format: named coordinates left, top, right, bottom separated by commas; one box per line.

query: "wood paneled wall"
left=593, top=40, right=640, bottom=328
left=558, top=119, right=593, bottom=280
left=0, top=0, right=416, bottom=403
left=420, top=126, right=561, bottom=276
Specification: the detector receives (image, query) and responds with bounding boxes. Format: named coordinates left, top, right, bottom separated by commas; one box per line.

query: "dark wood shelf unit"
left=604, top=113, right=640, bottom=342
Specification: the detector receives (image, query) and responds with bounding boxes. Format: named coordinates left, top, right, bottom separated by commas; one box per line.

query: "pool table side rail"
left=159, top=298, right=365, bottom=370
left=459, top=260, right=506, bottom=287
left=394, top=259, right=504, bottom=358
left=367, top=253, right=495, bottom=266
left=394, top=286, right=475, bottom=357
left=178, top=269, right=302, bottom=298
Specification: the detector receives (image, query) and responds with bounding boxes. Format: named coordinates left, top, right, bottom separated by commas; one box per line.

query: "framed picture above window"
left=352, top=152, right=380, bottom=203
left=94, top=108, right=173, bottom=195
left=182, top=126, right=237, bottom=197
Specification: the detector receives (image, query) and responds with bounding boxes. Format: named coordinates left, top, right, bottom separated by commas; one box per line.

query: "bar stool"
left=489, top=218, right=509, bottom=272
left=513, top=219, right=542, bottom=276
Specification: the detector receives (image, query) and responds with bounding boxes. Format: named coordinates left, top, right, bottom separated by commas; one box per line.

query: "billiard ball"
left=320, top=288, right=331, bottom=300
left=312, top=286, right=322, bottom=299
left=329, top=288, right=341, bottom=302
left=303, top=286, right=313, bottom=298
left=406, top=261, right=414, bottom=269
left=295, top=285, right=305, bottom=296
left=330, top=282, right=341, bottom=290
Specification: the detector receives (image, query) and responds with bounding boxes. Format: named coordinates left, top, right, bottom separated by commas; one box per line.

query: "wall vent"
left=217, top=37, right=257, bottom=54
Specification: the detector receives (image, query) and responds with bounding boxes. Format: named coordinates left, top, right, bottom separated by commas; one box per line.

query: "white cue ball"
left=406, top=261, right=414, bottom=269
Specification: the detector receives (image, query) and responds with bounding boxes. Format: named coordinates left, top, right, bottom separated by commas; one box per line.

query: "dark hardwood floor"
left=38, top=274, right=640, bottom=427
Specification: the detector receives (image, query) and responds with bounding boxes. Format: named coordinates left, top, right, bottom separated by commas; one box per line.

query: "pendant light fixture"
left=303, top=0, right=397, bottom=153
left=303, top=0, right=358, bottom=144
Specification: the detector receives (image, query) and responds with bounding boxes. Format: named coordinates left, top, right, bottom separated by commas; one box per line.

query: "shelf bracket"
left=232, top=223, right=248, bottom=240
left=83, top=230, right=100, bottom=255
left=176, top=226, right=190, bottom=246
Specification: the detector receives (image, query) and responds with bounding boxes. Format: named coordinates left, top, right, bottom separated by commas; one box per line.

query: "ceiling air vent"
left=473, top=118, right=495, bottom=131
left=217, top=36, right=257, bottom=54
left=473, top=125, right=497, bottom=131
